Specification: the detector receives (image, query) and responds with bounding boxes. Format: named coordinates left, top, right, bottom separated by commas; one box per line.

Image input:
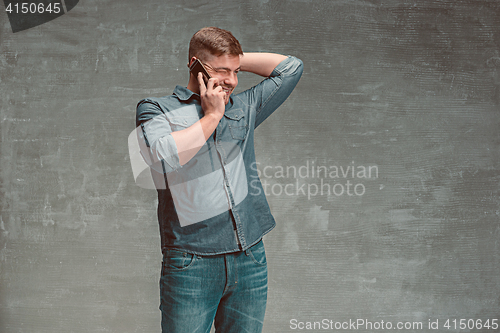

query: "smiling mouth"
left=222, top=87, right=232, bottom=94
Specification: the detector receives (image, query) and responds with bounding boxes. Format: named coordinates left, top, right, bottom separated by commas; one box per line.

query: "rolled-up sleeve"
left=136, top=99, right=181, bottom=174
left=246, top=56, right=304, bottom=128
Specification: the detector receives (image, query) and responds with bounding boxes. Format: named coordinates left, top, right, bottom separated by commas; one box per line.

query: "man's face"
left=201, top=54, right=241, bottom=105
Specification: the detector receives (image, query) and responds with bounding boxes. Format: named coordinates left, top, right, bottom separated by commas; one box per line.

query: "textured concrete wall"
left=0, top=0, right=499, bottom=332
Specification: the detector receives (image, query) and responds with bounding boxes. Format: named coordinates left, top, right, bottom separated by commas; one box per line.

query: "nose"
left=223, top=72, right=237, bottom=87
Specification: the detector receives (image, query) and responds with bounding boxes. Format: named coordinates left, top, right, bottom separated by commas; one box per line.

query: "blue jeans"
left=159, top=240, right=268, bottom=333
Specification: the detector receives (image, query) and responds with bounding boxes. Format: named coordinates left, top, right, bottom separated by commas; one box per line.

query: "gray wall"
left=1, top=0, right=499, bottom=332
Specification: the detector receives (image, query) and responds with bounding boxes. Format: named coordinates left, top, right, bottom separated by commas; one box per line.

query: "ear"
left=188, top=56, right=197, bottom=67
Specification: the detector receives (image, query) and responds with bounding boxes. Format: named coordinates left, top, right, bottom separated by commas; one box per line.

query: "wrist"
left=204, top=112, right=223, bottom=123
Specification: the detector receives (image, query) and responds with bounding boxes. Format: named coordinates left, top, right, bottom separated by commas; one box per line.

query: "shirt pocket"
left=224, top=108, right=248, bottom=141
left=168, top=115, right=200, bottom=132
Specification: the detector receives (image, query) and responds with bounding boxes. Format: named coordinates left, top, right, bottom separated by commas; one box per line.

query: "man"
left=135, top=27, right=303, bottom=332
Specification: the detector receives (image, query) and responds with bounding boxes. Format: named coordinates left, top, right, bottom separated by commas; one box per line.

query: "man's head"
left=187, top=27, right=243, bottom=104
left=188, top=27, right=243, bottom=64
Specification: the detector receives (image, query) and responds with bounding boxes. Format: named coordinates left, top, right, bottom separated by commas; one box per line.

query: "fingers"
left=198, top=73, right=222, bottom=93
left=212, top=83, right=224, bottom=100
left=198, top=74, right=225, bottom=118
left=197, top=72, right=207, bottom=95
left=207, top=77, right=220, bottom=91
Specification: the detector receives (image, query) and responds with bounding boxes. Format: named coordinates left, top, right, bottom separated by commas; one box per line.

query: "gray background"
left=1, top=0, right=499, bottom=332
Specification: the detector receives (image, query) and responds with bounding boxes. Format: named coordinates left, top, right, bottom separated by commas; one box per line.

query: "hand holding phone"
left=189, top=59, right=211, bottom=86
left=190, top=58, right=225, bottom=119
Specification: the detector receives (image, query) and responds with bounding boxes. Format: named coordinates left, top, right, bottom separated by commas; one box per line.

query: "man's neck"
left=186, top=76, right=199, bottom=95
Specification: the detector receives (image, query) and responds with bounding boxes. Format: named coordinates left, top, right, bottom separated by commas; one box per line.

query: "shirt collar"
left=173, top=85, right=199, bottom=101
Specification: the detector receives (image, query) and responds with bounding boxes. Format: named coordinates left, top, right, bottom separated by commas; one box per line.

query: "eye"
left=215, top=69, right=228, bottom=75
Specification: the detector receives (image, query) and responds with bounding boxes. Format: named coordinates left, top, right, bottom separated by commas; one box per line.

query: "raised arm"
left=136, top=72, right=225, bottom=175
left=239, top=52, right=288, bottom=77
left=237, top=54, right=304, bottom=128
left=171, top=73, right=225, bottom=165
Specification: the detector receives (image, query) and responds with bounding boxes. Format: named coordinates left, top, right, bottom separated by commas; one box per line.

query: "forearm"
left=171, top=114, right=220, bottom=165
left=240, top=52, right=288, bottom=77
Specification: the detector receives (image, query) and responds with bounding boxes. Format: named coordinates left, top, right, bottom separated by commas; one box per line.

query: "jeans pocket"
left=163, top=249, right=197, bottom=272
left=248, top=240, right=267, bottom=266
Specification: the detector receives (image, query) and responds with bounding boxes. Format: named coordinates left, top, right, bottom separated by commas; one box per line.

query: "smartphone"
left=189, top=59, right=211, bottom=85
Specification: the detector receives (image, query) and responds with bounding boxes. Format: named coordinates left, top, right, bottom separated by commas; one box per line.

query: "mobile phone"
left=189, top=59, right=211, bottom=85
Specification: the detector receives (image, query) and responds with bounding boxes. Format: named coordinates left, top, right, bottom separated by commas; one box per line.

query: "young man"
left=136, top=27, right=303, bottom=332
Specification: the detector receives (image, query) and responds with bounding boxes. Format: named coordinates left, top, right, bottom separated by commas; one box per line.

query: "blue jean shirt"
left=135, top=56, right=303, bottom=255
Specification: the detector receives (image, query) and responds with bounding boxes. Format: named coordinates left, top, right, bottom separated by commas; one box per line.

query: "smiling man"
left=135, top=27, right=303, bottom=332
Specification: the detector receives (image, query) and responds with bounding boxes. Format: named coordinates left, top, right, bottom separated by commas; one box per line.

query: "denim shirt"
left=135, top=56, right=303, bottom=255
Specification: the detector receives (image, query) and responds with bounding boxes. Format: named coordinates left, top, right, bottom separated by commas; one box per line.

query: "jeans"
left=159, top=239, right=268, bottom=333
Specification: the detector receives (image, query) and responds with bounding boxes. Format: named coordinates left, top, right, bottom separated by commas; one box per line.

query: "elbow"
left=271, top=56, right=303, bottom=84
left=148, top=135, right=182, bottom=174
left=282, top=56, right=304, bottom=77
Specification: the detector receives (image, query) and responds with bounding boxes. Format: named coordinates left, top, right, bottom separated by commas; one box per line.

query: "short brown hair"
left=188, top=27, right=243, bottom=62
